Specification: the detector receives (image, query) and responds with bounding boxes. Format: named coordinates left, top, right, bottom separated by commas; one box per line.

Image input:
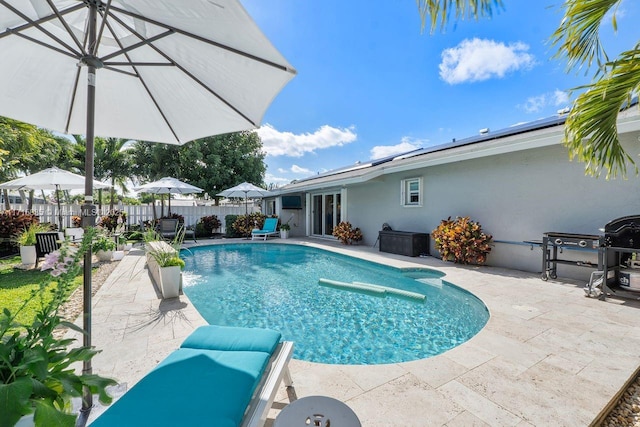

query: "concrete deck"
left=83, top=238, right=640, bottom=426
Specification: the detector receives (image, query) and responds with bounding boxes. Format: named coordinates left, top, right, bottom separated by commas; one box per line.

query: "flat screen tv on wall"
left=281, top=195, right=302, bottom=209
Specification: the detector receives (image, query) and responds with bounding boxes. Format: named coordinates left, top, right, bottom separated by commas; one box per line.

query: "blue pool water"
left=181, top=243, right=489, bottom=365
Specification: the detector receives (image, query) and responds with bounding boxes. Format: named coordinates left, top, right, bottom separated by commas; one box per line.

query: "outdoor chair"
left=35, top=232, right=61, bottom=267
left=158, top=218, right=179, bottom=241
left=251, top=218, right=279, bottom=241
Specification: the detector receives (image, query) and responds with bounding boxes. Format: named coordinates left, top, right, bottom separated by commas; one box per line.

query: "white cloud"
left=257, top=124, right=357, bottom=157
left=439, top=38, right=535, bottom=84
left=264, top=173, right=291, bottom=185
left=519, top=89, right=570, bottom=113
left=291, top=164, right=312, bottom=174
left=370, top=137, right=426, bottom=160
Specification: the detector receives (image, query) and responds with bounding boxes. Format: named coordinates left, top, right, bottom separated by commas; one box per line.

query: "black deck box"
left=379, top=231, right=429, bottom=257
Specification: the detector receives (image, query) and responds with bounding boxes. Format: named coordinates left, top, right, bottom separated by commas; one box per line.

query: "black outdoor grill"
left=541, top=231, right=603, bottom=281
left=603, top=215, right=640, bottom=249
left=599, top=215, right=640, bottom=297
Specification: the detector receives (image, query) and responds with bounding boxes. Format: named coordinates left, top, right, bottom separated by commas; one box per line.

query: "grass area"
left=0, top=256, right=83, bottom=326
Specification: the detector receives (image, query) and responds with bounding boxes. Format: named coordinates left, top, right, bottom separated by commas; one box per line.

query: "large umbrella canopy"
left=217, top=181, right=272, bottom=221
left=0, top=167, right=111, bottom=229
left=0, top=1, right=297, bottom=144
left=134, top=176, right=203, bottom=214
left=0, top=0, right=295, bottom=412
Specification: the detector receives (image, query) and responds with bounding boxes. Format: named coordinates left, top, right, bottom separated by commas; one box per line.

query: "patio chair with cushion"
left=158, top=218, right=179, bottom=241
left=35, top=232, right=61, bottom=267
left=251, top=218, right=279, bottom=241
left=91, top=325, right=294, bottom=427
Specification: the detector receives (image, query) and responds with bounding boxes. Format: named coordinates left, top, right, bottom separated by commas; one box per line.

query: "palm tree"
left=94, top=137, right=133, bottom=211
left=417, top=0, right=638, bottom=178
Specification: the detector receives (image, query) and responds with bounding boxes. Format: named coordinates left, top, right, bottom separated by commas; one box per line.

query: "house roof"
left=274, top=104, right=640, bottom=194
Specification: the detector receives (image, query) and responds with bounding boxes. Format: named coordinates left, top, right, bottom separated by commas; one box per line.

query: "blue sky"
left=240, top=0, right=639, bottom=187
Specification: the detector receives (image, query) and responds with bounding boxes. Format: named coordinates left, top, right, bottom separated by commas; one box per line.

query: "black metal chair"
left=35, top=232, right=61, bottom=267
left=158, top=219, right=179, bottom=241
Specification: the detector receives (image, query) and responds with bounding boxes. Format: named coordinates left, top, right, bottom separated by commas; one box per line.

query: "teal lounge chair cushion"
left=91, top=348, right=270, bottom=427
left=181, top=325, right=281, bottom=354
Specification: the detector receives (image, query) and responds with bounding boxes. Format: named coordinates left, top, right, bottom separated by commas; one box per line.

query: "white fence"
left=7, top=203, right=258, bottom=233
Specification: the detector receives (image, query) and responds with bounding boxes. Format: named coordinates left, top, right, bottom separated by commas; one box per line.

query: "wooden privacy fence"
left=7, top=203, right=259, bottom=233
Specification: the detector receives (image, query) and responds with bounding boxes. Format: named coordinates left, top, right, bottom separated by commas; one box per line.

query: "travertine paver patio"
left=82, top=238, right=640, bottom=426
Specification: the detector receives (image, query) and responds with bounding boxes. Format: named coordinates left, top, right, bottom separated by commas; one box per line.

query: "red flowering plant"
left=332, top=221, right=363, bottom=245
left=432, top=216, right=493, bottom=264
left=0, top=227, right=116, bottom=427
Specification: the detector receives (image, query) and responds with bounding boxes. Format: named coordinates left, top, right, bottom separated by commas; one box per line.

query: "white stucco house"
left=265, top=106, right=640, bottom=280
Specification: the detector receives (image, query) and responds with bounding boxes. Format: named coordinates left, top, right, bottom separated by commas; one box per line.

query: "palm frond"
left=551, top=0, right=621, bottom=72
left=564, top=47, right=640, bottom=178
left=416, top=0, right=504, bottom=33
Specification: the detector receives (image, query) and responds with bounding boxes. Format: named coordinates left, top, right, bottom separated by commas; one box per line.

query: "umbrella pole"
left=56, top=185, right=63, bottom=231
left=80, top=2, right=98, bottom=415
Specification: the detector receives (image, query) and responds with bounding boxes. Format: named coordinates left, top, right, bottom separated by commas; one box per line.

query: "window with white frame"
left=401, top=177, right=422, bottom=207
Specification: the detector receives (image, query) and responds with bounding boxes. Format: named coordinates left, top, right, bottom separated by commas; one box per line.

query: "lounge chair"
left=251, top=218, right=279, bottom=241
left=91, top=325, right=294, bottom=427
left=35, top=232, right=61, bottom=267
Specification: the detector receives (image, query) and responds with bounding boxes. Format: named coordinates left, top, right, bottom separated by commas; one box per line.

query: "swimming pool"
left=181, top=243, right=489, bottom=365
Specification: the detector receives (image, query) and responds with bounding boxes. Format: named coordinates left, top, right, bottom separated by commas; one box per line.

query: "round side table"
left=274, top=395, right=361, bottom=427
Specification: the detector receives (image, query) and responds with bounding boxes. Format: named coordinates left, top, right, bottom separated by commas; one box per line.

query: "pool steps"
left=318, top=278, right=426, bottom=302
left=416, top=277, right=443, bottom=288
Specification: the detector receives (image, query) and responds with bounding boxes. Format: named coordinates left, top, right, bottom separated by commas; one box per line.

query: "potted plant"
left=279, top=222, right=291, bottom=239
left=0, top=228, right=116, bottom=427
left=92, top=235, right=116, bottom=262
left=147, top=247, right=185, bottom=298
left=332, top=221, right=363, bottom=245
left=13, top=223, right=48, bottom=265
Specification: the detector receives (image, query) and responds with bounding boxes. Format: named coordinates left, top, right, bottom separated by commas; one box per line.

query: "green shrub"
left=92, top=235, right=117, bottom=252
left=13, top=223, right=50, bottom=246
left=233, top=213, right=267, bottom=237
left=225, top=215, right=240, bottom=237
left=431, top=216, right=493, bottom=264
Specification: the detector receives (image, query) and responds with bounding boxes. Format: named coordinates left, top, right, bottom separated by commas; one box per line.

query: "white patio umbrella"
left=134, top=176, right=203, bottom=215
left=0, top=0, right=295, bottom=411
left=0, top=167, right=111, bottom=230
left=218, top=182, right=272, bottom=233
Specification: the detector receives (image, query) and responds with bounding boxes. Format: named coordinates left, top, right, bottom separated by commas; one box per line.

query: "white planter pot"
left=96, top=250, right=113, bottom=262
left=20, top=245, right=37, bottom=265
left=280, top=230, right=289, bottom=239
left=124, top=243, right=133, bottom=251
left=159, top=266, right=182, bottom=298
left=112, top=250, right=125, bottom=261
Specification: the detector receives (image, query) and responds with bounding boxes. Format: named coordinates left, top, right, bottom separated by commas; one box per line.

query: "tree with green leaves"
left=417, top=0, right=639, bottom=178
left=131, top=131, right=266, bottom=205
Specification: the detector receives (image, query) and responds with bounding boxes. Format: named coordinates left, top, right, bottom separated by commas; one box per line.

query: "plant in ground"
left=0, top=227, right=116, bottom=427
left=332, top=221, right=363, bottom=245
left=0, top=210, right=40, bottom=241
left=233, top=213, right=267, bottom=237
left=197, top=215, right=221, bottom=236
left=97, top=211, right=126, bottom=232
left=432, top=216, right=493, bottom=264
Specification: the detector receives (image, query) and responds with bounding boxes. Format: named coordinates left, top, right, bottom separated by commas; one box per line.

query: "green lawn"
left=0, top=256, right=83, bottom=326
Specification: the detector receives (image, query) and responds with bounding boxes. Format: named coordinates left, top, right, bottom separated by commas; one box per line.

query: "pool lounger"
left=91, top=325, right=294, bottom=427
left=318, top=278, right=425, bottom=302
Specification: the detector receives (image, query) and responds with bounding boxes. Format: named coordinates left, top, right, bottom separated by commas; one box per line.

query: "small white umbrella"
left=217, top=182, right=272, bottom=231
left=0, top=167, right=111, bottom=229
left=134, top=176, right=203, bottom=214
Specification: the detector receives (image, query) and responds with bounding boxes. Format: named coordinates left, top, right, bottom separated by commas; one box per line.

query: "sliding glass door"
left=312, top=192, right=341, bottom=237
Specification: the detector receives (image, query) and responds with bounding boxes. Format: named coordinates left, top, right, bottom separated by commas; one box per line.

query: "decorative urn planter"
left=19, top=245, right=37, bottom=265
left=159, top=266, right=182, bottom=298
left=280, top=230, right=289, bottom=239
left=95, top=250, right=113, bottom=262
